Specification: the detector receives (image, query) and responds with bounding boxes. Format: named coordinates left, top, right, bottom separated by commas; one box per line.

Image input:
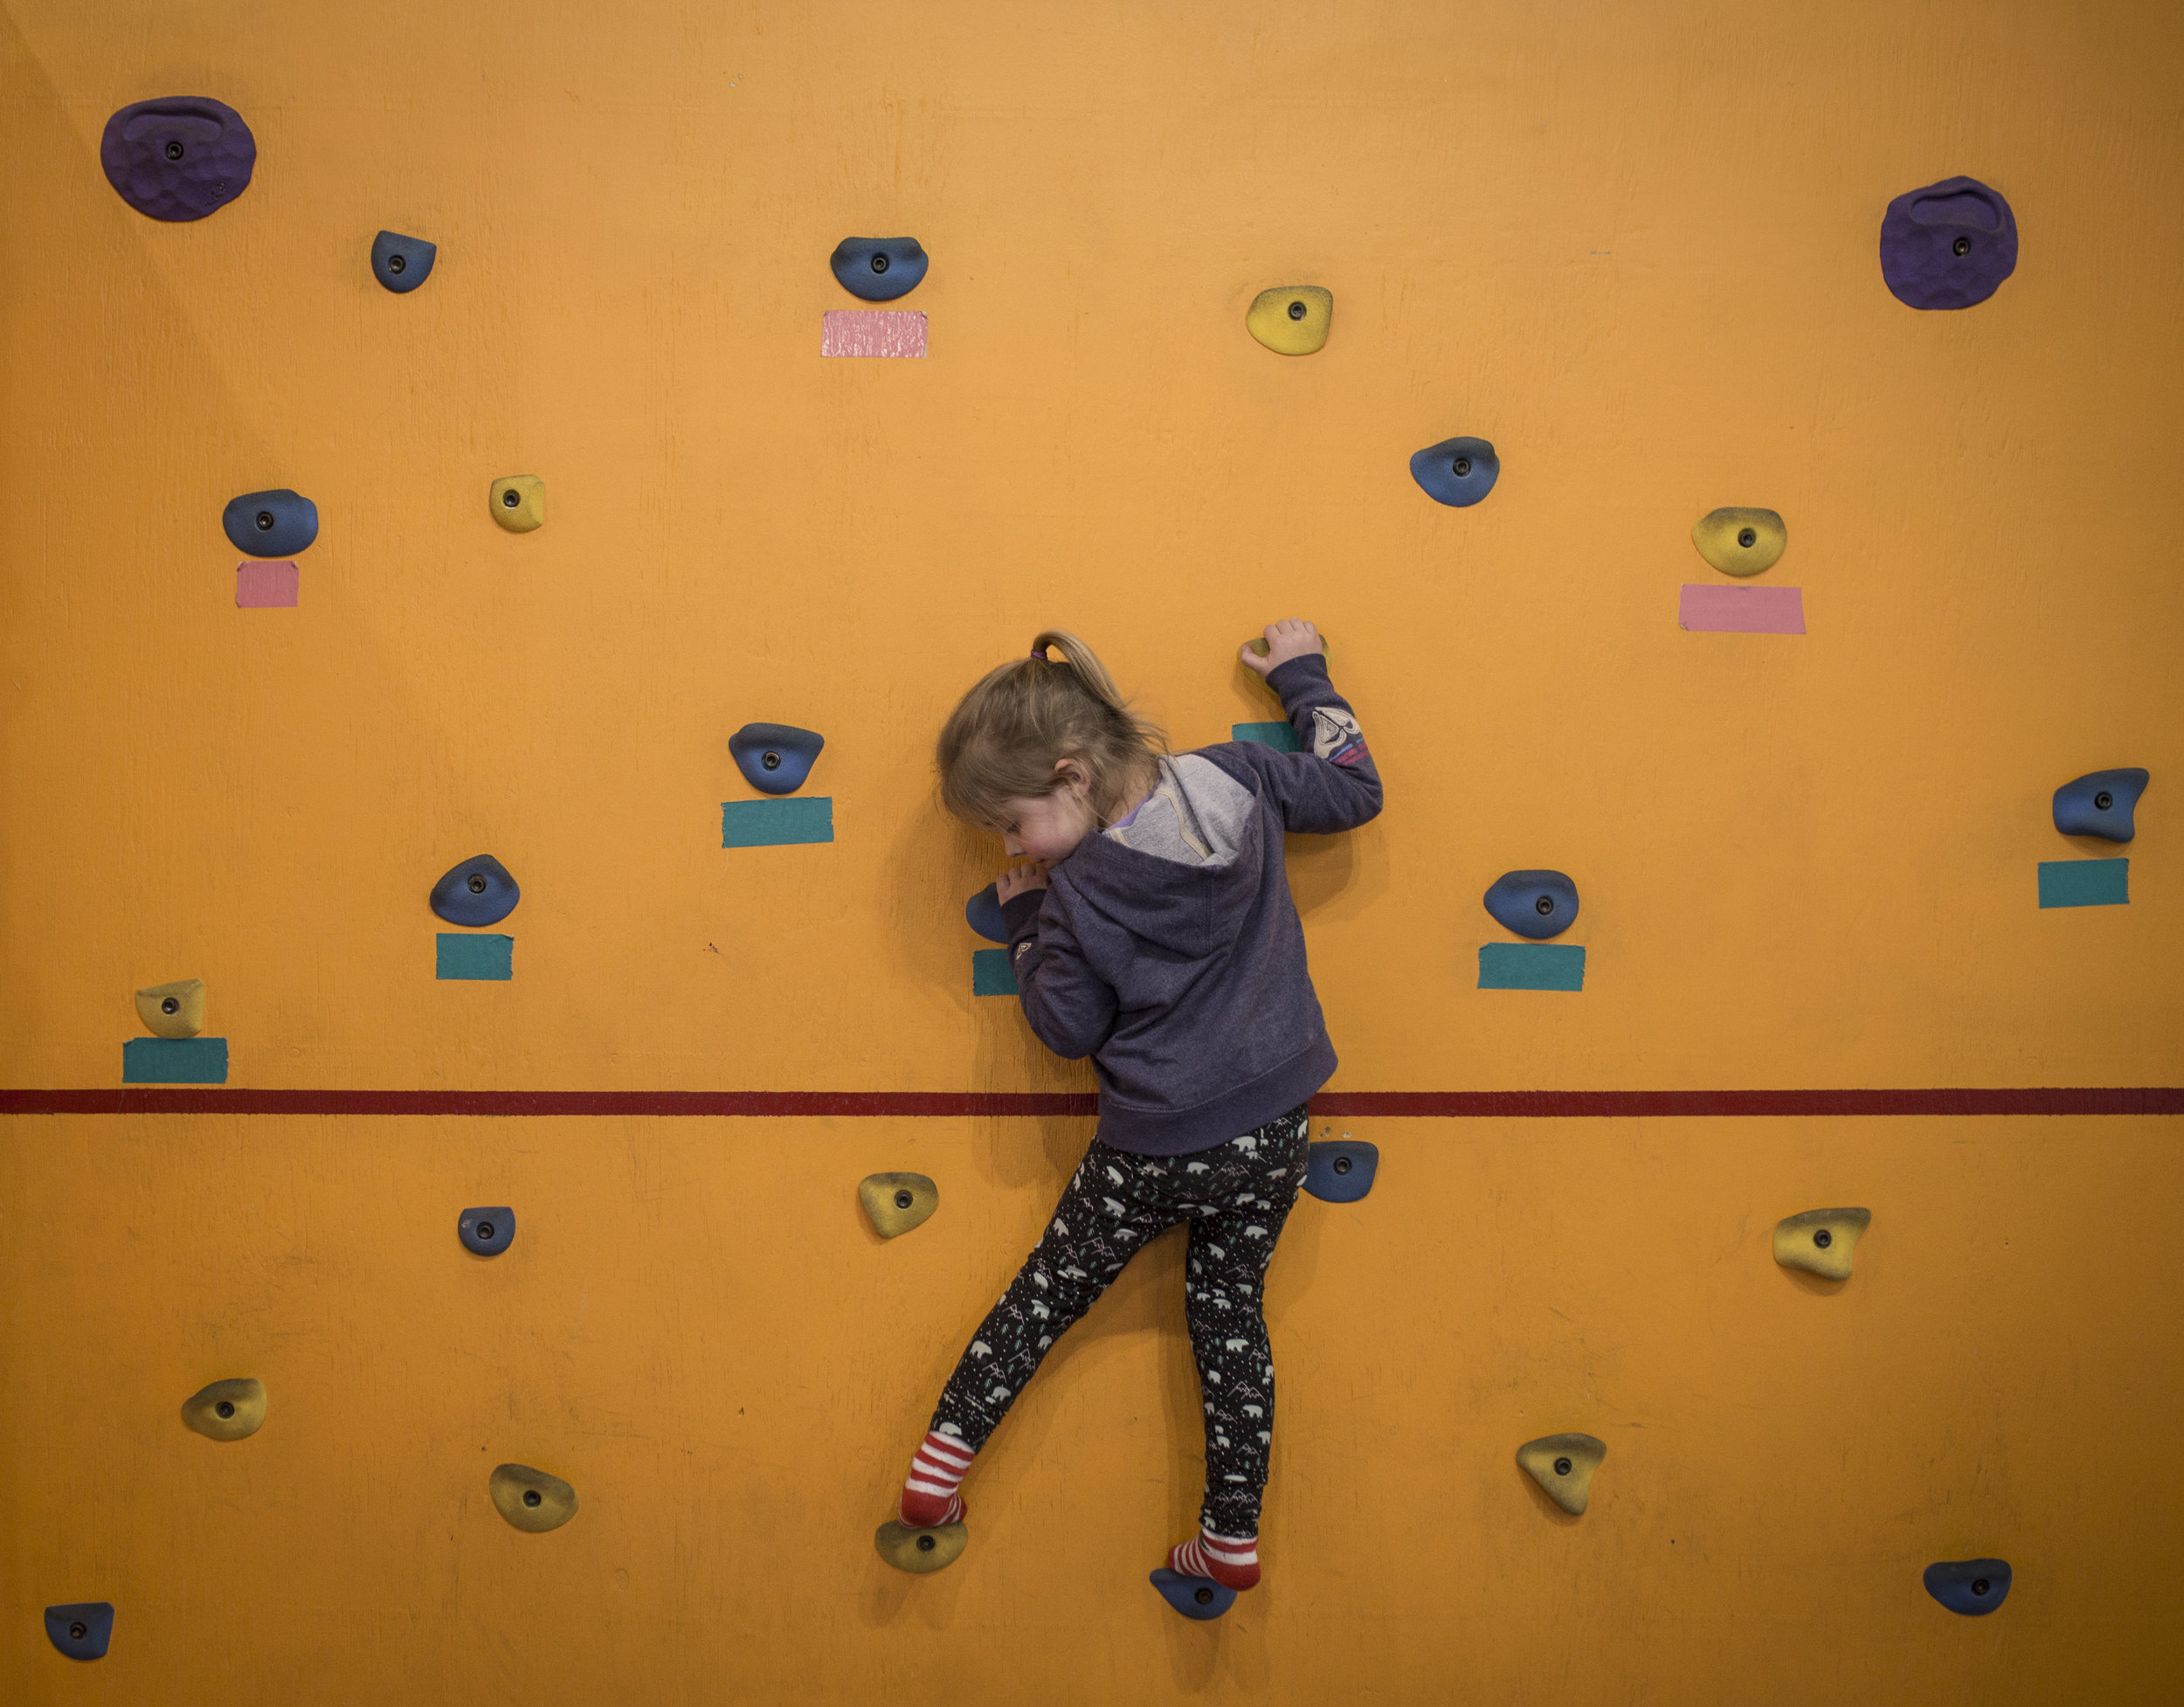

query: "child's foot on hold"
left=899, top=1429, right=974, bottom=1528
left=1170, top=1528, right=1260, bottom=1591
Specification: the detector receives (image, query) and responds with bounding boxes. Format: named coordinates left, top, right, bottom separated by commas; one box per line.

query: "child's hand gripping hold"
left=1239, top=619, right=1326, bottom=677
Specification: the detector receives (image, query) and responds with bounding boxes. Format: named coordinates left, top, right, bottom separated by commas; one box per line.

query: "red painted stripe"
left=0, top=1088, right=2175, bottom=1118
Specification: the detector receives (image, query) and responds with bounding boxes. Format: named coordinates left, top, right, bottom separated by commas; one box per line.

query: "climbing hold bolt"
left=489, top=476, right=545, bottom=532
left=1772, top=1207, right=1871, bottom=1280
left=859, top=1172, right=938, bottom=1239
left=458, top=1206, right=516, bottom=1256
left=1517, top=1433, right=1607, bottom=1514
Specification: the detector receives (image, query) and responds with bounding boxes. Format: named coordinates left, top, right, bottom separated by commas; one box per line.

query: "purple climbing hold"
left=1878, top=176, right=2017, bottom=311
left=100, top=97, right=256, bottom=223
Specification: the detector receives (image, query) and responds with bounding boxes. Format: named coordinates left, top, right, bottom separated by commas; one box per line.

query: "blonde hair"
left=936, top=631, right=1165, bottom=829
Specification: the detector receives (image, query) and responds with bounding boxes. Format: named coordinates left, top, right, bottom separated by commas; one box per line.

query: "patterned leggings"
left=930, top=1104, right=1312, bottom=1536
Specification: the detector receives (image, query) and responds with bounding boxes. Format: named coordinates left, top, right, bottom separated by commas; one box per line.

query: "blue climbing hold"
left=45, top=1602, right=114, bottom=1660
left=1923, top=1558, right=2011, bottom=1616
left=966, top=882, right=1007, bottom=943
left=458, top=1206, right=515, bottom=1256
left=1409, top=437, right=1499, bottom=508
left=371, top=230, right=437, bottom=294
left=1484, top=870, right=1579, bottom=940
left=222, top=489, right=318, bottom=557
left=430, top=854, right=521, bottom=927
left=2052, top=769, right=2148, bottom=842
left=830, top=238, right=929, bottom=301
left=1303, top=1139, right=1378, bottom=1204
left=1151, top=1568, right=1234, bottom=1621
left=729, top=723, right=826, bottom=795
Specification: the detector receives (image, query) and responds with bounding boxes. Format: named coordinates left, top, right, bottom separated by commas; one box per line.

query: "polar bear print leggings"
left=926, top=1103, right=1312, bottom=1537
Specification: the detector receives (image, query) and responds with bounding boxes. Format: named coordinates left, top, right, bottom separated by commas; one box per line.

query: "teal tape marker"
left=1232, top=722, right=1300, bottom=753
left=2038, top=859, right=2129, bottom=908
left=1478, top=943, right=1586, bottom=991
left=437, top=934, right=514, bottom=979
left=972, top=948, right=1019, bottom=996
left=722, top=798, right=834, bottom=848
left=122, top=1037, right=229, bottom=1083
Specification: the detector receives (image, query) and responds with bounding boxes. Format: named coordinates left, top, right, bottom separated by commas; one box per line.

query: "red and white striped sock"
left=899, top=1430, right=974, bottom=1528
left=1170, top=1528, right=1260, bottom=1591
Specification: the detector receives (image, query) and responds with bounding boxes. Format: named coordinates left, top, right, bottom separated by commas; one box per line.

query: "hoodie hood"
left=1056, top=755, right=1262, bottom=958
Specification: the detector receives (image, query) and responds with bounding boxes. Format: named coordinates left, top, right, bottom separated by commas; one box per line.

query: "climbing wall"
left=3, top=0, right=2181, bottom=1700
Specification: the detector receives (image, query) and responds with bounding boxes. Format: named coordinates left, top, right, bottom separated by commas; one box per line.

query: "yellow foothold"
left=180, top=1377, right=266, bottom=1441
left=135, top=978, right=205, bottom=1039
left=1773, top=1206, right=1872, bottom=1281
left=1517, top=1433, right=1607, bottom=1515
left=489, top=1462, right=578, bottom=1532
left=489, top=475, right=545, bottom=533
left=1246, top=287, right=1332, bottom=356
left=1691, top=508, right=1787, bottom=577
left=874, top=1518, right=966, bottom=1574
left=859, top=1172, right=939, bottom=1239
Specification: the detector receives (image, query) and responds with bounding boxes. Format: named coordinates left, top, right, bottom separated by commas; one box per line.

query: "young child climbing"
left=889, top=620, right=1381, bottom=1594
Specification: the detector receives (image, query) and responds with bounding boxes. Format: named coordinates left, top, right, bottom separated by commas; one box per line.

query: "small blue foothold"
left=45, top=1602, right=114, bottom=1660
left=1151, top=1568, right=1234, bottom=1621
left=729, top=723, right=826, bottom=795
left=222, top=488, right=318, bottom=557
left=1923, top=1558, right=2011, bottom=1616
left=966, top=883, right=1007, bottom=943
left=1484, top=870, right=1579, bottom=940
left=1303, top=1139, right=1378, bottom=1204
left=830, top=238, right=929, bottom=301
left=458, top=1206, right=515, bottom=1256
left=371, top=230, right=437, bottom=293
left=431, top=854, right=521, bottom=927
left=2052, top=768, right=2148, bottom=842
left=1409, top=437, right=1499, bottom=508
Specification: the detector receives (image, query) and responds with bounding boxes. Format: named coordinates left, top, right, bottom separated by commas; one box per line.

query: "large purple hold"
left=1878, top=176, right=2016, bottom=311
left=100, top=96, right=256, bottom=222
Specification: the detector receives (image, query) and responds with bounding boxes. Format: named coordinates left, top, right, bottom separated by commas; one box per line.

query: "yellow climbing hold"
left=874, top=1518, right=967, bottom=1573
left=490, top=475, right=545, bottom=533
left=1517, top=1433, right=1607, bottom=1515
left=180, top=1377, right=266, bottom=1441
left=1691, top=508, right=1787, bottom=577
left=135, top=978, right=205, bottom=1039
left=859, top=1172, right=938, bottom=1239
left=489, top=1462, right=578, bottom=1532
left=1246, top=287, right=1332, bottom=356
left=1773, top=1206, right=1871, bottom=1281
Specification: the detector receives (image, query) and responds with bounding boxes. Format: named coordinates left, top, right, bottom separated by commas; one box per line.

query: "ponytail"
left=936, top=631, right=1165, bottom=828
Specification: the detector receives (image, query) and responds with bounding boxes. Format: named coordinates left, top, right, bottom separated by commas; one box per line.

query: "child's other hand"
left=1241, top=619, right=1324, bottom=676
left=996, top=861, right=1048, bottom=905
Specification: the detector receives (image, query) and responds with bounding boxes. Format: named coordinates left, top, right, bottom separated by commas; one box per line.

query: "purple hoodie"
left=998, top=653, right=1382, bottom=1155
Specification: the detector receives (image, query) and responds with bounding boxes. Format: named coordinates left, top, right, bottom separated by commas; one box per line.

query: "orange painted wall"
left=3, top=0, right=2181, bottom=1700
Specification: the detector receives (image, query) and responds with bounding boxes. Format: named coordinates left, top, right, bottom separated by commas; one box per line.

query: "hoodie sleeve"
left=999, top=883, right=1117, bottom=1060
left=1205, top=652, right=1384, bottom=833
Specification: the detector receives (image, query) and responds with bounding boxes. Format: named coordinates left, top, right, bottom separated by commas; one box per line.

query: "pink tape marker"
left=1678, top=584, right=1804, bottom=633
left=235, top=560, right=299, bottom=608
left=821, top=310, right=928, bottom=359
